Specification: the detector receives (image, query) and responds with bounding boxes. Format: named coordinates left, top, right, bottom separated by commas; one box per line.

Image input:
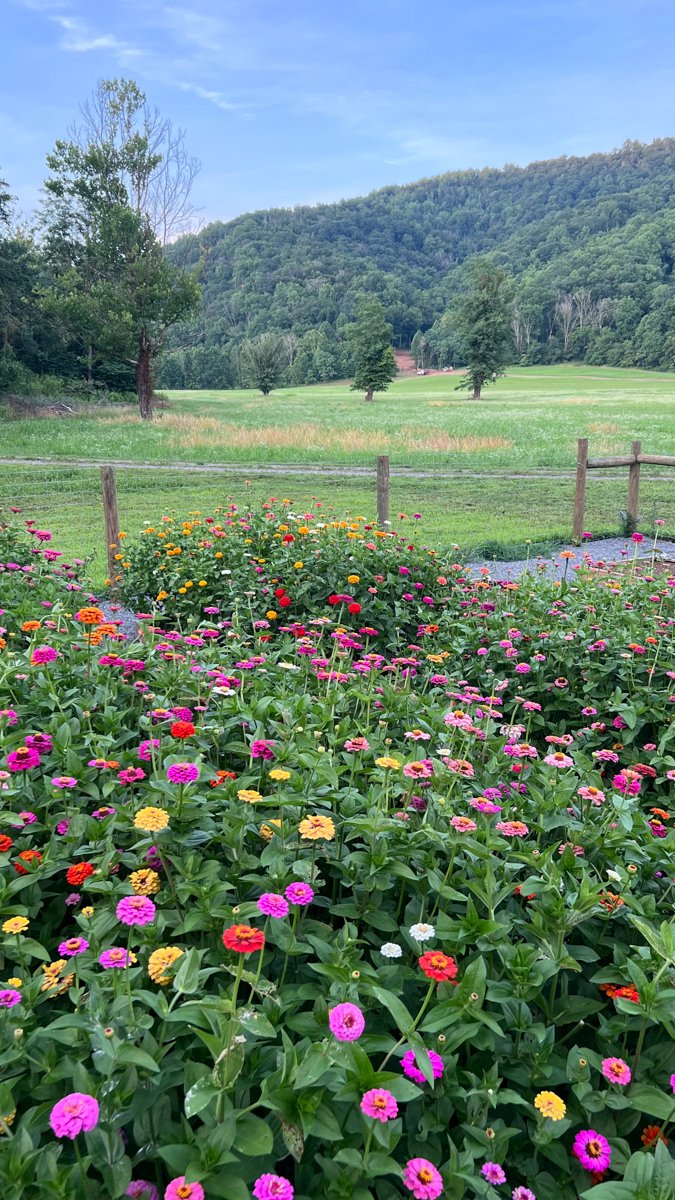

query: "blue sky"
left=4, top=0, right=675, bottom=227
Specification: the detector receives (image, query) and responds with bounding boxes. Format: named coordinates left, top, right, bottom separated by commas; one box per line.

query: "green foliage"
left=346, top=296, right=397, bottom=401
left=164, top=138, right=675, bottom=383
left=453, top=259, right=511, bottom=397
left=240, top=332, right=286, bottom=395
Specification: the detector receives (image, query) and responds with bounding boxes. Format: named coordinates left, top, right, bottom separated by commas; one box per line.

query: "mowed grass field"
left=1, top=365, right=674, bottom=581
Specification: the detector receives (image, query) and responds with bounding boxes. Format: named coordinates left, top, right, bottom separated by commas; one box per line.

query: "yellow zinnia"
left=2, top=916, right=29, bottom=935
left=134, top=807, right=169, bottom=833
left=298, top=814, right=336, bottom=841
left=238, top=788, right=263, bottom=804
left=534, top=1091, right=567, bottom=1121
left=129, top=868, right=161, bottom=896
left=375, top=756, right=401, bottom=770
left=269, top=768, right=291, bottom=782
left=148, top=946, right=184, bottom=985
left=260, top=819, right=282, bottom=841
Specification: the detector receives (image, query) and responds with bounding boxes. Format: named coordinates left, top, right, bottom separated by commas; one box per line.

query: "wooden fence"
left=573, top=439, right=675, bottom=540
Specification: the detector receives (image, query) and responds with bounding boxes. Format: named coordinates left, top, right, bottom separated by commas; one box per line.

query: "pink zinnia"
left=164, top=1179, right=204, bottom=1200
left=450, top=815, right=477, bottom=833
left=512, top=1190, right=536, bottom=1200
left=543, top=752, right=574, bottom=768
left=6, top=746, right=40, bottom=772
left=49, top=1092, right=99, bottom=1139
left=0, top=989, right=21, bottom=1007
left=495, top=820, right=529, bottom=837
left=166, top=762, right=200, bottom=784
left=138, top=739, right=160, bottom=761
left=360, top=1088, right=398, bottom=1122
left=482, top=1163, right=506, bottom=1185
left=257, top=893, right=289, bottom=919
left=251, top=739, right=275, bottom=760
left=252, top=1174, right=294, bottom=1200
left=99, top=947, right=135, bottom=969
left=328, top=1002, right=365, bottom=1041
left=58, top=937, right=89, bottom=957
left=470, top=798, right=502, bottom=814
left=572, top=1129, right=611, bottom=1172
left=601, top=1057, right=631, bottom=1085
left=403, top=1157, right=443, bottom=1199
left=116, top=896, right=156, bottom=926
left=52, top=776, right=78, bottom=789
left=118, top=767, right=146, bottom=785
left=344, top=737, right=370, bottom=752
left=401, top=1048, right=444, bottom=1084
left=31, top=645, right=57, bottom=665
left=285, top=882, right=314, bottom=906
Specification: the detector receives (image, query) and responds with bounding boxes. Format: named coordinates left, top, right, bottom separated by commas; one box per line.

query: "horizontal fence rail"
left=573, top=439, right=675, bottom=539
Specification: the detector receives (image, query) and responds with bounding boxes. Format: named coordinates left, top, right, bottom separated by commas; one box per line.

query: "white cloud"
left=52, top=14, right=141, bottom=59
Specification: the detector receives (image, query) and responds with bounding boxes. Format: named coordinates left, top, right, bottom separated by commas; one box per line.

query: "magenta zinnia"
left=572, top=1129, right=612, bottom=1172
left=360, top=1088, right=398, bottom=1122
left=601, top=1057, right=631, bottom=1085
left=49, top=1092, right=99, bottom=1139
left=252, top=1174, right=294, bottom=1200
left=116, top=896, right=156, bottom=926
left=328, top=1002, right=365, bottom=1041
left=403, top=1157, right=443, bottom=1199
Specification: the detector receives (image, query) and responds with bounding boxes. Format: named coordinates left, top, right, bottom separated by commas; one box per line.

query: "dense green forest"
left=4, top=135, right=675, bottom=395
left=159, top=137, right=675, bottom=387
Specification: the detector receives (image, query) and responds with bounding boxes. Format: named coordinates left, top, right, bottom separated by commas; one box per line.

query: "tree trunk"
left=136, top=335, right=154, bottom=420
left=87, top=344, right=93, bottom=385
left=473, top=385, right=481, bottom=400
left=364, top=388, right=374, bottom=402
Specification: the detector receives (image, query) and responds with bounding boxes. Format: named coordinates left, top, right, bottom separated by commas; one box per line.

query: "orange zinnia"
left=76, top=606, right=104, bottom=626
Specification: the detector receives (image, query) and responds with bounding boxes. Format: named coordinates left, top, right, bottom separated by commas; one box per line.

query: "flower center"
left=588, top=1140, right=602, bottom=1158
left=419, top=1169, right=433, bottom=1182
left=374, top=1097, right=386, bottom=1108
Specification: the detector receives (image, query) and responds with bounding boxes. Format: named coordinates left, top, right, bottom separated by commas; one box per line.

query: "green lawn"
left=1, top=365, right=674, bottom=582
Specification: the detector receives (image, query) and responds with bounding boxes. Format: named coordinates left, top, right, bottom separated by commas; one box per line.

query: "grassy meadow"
left=1, top=364, right=674, bottom=580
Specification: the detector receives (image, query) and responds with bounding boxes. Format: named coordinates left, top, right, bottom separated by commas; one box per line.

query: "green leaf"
left=580, top=1184, right=635, bottom=1200
left=184, top=1079, right=219, bottom=1118
left=233, top=1114, right=273, bottom=1156
left=115, top=1045, right=159, bottom=1073
left=625, top=1083, right=674, bottom=1121
left=173, top=947, right=202, bottom=994
left=370, top=985, right=413, bottom=1034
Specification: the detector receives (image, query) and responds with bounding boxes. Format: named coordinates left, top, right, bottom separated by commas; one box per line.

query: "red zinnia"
left=14, top=848, right=42, bottom=875
left=66, top=861, right=95, bottom=885
left=348, top=602, right=361, bottom=615
left=274, top=588, right=286, bottom=598
left=222, top=924, right=265, bottom=954
left=171, top=720, right=196, bottom=739
left=419, top=950, right=459, bottom=983
left=278, top=595, right=291, bottom=608
left=0, top=835, right=13, bottom=853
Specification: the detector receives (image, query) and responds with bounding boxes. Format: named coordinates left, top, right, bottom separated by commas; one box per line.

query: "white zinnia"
left=409, top=923, right=435, bottom=942
left=380, top=943, right=403, bottom=959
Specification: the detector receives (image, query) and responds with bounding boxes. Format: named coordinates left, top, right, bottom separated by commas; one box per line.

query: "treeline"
left=160, top=137, right=675, bottom=386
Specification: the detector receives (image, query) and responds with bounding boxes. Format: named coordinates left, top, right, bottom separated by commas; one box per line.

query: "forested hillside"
left=160, top=138, right=675, bottom=387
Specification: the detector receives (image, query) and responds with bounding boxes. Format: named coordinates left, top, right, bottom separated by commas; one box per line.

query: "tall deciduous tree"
left=455, top=259, right=511, bottom=399
left=241, top=332, right=286, bottom=395
left=41, top=79, right=200, bottom=417
left=346, top=296, right=396, bottom=402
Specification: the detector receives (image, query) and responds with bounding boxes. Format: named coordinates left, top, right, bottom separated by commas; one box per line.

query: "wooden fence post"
left=376, top=455, right=390, bottom=525
left=101, top=466, right=120, bottom=584
left=572, top=438, right=588, bottom=540
left=627, top=439, right=641, bottom=532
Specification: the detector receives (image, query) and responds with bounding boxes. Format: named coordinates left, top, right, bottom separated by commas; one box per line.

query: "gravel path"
left=466, top=537, right=671, bottom=580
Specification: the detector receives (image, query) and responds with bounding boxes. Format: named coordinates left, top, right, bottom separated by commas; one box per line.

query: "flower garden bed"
left=0, top=506, right=674, bottom=1200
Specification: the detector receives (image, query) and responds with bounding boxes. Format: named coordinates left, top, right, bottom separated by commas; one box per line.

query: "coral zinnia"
left=222, top=924, right=265, bottom=954
left=419, top=950, right=458, bottom=983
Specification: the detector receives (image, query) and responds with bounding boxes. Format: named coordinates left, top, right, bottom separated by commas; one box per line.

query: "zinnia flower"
left=58, top=937, right=89, bottom=957
left=512, top=1190, right=536, bottom=1200
left=257, top=893, right=289, bottom=918
left=170, top=720, right=196, bottom=739
left=601, top=1057, right=631, bottom=1085
left=2, top=916, right=29, bottom=934
left=99, top=947, right=137, bottom=970
left=360, top=1088, right=398, bottom=1122
left=0, top=989, right=21, bottom=1007
left=134, top=807, right=169, bottom=832
left=572, top=1130, right=612, bottom=1172
left=285, top=882, right=314, bottom=906
left=403, top=1157, right=443, bottom=1199
left=380, top=942, right=403, bottom=958
left=419, top=950, right=458, bottom=983
left=328, top=1002, right=365, bottom=1041
left=298, top=814, right=335, bottom=841
left=116, top=896, right=156, bottom=927
left=252, top=1175, right=294, bottom=1200
left=534, top=1091, right=566, bottom=1120
left=148, top=946, right=183, bottom=985
left=238, top=788, right=263, bottom=803
left=409, top=922, right=435, bottom=942
left=164, top=1179, right=204, bottom=1200
left=223, top=924, right=265, bottom=954
left=401, top=1048, right=444, bottom=1083
left=49, top=1092, right=99, bottom=1138
left=6, top=746, right=40, bottom=772
left=66, top=862, right=95, bottom=886
left=482, top=1163, right=506, bottom=1185
left=126, top=1183, right=160, bottom=1200
left=130, top=869, right=161, bottom=895
left=166, top=762, right=199, bottom=785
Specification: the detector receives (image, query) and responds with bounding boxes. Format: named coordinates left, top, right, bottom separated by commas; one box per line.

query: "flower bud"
left=351, top=970, right=360, bottom=980
left=13, top=1028, right=23, bottom=1040
left=104, top=1027, right=115, bottom=1038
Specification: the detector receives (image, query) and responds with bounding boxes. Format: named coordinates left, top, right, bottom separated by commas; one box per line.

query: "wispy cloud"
left=52, top=14, right=141, bottom=58
left=175, top=82, right=246, bottom=113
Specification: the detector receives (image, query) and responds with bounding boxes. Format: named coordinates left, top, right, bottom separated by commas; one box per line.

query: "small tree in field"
left=455, top=259, right=511, bottom=399
left=242, top=332, right=286, bottom=395
left=346, top=296, right=396, bottom=402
